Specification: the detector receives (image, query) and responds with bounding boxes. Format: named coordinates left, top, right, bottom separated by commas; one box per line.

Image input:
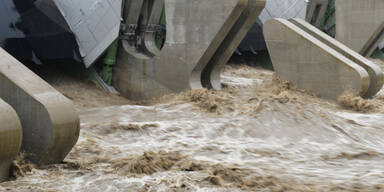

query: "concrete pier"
left=290, top=19, right=384, bottom=98
left=264, top=19, right=370, bottom=100
left=0, top=48, right=79, bottom=165
left=201, top=0, right=266, bottom=90
left=0, top=99, right=22, bottom=182
left=114, top=0, right=247, bottom=100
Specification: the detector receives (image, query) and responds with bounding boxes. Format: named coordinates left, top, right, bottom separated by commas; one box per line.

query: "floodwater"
left=2, top=63, right=384, bottom=191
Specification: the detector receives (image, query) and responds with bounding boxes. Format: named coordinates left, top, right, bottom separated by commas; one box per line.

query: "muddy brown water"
left=2, top=64, right=384, bottom=191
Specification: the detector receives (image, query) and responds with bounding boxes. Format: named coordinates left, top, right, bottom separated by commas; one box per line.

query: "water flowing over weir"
left=1, top=63, right=384, bottom=191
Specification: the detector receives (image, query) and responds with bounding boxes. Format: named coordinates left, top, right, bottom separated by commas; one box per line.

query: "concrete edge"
left=201, top=0, right=266, bottom=90
left=0, top=99, right=22, bottom=182
left=0, top=48, right=80, bottom=165
left=360, top=22, right=384, bottom=57
left=190, top=0, right=249, bottom=89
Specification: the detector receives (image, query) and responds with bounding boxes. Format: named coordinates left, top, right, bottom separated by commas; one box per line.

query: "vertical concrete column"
left=0, top=99, right=22, bottom=182
left=0, top=48, right=79, bottom=165
left=336, top=0, right=384, bottom=54
left=114, top=0, right=247, bottom=100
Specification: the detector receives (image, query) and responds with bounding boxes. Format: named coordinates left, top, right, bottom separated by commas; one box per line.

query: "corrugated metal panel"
left=54, top=0, right=122, bottom=67
left=259, top=0, right=308, bottom=24
left=238, top=0, right=308, bottom=53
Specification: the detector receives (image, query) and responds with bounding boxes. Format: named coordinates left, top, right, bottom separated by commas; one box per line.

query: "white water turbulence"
left=2, top=64, right=384, bottom=191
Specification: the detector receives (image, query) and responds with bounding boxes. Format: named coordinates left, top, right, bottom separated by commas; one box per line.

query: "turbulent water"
left=2, top=64, right=384, bottom=191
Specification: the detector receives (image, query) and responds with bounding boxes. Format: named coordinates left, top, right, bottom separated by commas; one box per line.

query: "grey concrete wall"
left=264, top=19, right=370, bottom=100
left=0, top=48, right=79, bottom=165
left=114, top=0, right=247, bottom=100
left=0, top=99, right=22, bottom=182
left=336, top=0, right=384, bottom=54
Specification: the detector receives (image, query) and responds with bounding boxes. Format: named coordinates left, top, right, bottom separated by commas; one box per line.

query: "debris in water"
left=110, top=151, right=187, bottom=175
left=10, top=154, right=35, bottom=178
left=102, top=122, right=159, bottom=134
left=178, top=88, right=234, bottom=113
left=338, top=92, right=375, bottom=112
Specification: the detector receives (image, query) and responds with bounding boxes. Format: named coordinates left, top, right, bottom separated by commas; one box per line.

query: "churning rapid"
left=2, top=62, right=384, bottom=192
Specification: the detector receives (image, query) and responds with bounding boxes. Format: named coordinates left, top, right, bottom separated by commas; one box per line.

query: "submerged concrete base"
left=201, top=0, right=266, bottom=90
left=0, top=99, right=22, bottom=182
left=114, top=0, right=247, bottom=100
left=0, top=48, right=79, bottom=165
left=264, top=19, right=370, bottom=100
left=336, top=0, right=384, bottom=55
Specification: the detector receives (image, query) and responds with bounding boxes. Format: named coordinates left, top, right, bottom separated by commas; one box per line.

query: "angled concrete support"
left=0, top=48, right=79, bottom=165
left=0, top=99, right=22, bottom=182
left=200, top=0, right=266, bottom=90
left=306, top=0, right=328, bottom=28
left=336, top=0, right=384, bottom=55
left=360, top=22, right=384, bottom=57
left=114, top=0, right=247, bottom=100
left=264, top=19, right=370, bottom=100
left=290, top=19, right=384, bottom=98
